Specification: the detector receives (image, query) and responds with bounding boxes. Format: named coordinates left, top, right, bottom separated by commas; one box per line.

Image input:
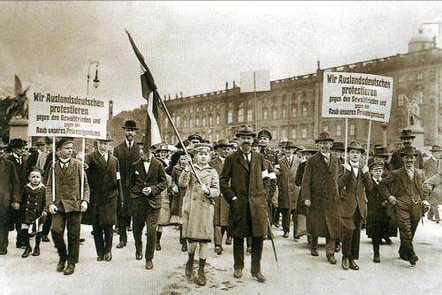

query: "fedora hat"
left=332, top=141, right=345, bottom=151
left=235, top=125, right=257, bottom=138
left=399, top=129, right=415, bottom=139
left=347, top=141, right=365, bottom=153
left=35, top=138, right=45, bottom=146
left=56, top=137, right=74, bottom=150
left=257, top=129, right=272, bottom=140
left=315, top=132, right=334, bottom=143
left=430, top=145, right=442, bottom=153
left=214, top=139, right=233, bottom=149
left=301, top=144, right=318, bottom=154
left=9, top=138, right=27, bottom=148
left=122, top=120, right=139, bottom=130
left=188, top=134, right=203, bottom=143
left=373, top=146, right=392, bottom=157
left=399, top=146, right=419, bottom=157
left=284, top=141, right=297, bottom=149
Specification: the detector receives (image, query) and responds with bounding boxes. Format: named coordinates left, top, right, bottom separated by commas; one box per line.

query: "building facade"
left=109, top=31, right=442, bottom=151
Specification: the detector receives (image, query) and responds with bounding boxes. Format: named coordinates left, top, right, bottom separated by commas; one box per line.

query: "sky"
left=1, top=1, right=441, bottom=115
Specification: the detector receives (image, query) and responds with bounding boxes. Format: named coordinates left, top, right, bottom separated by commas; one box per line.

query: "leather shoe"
left=335, top=243, right=341, bottom=253
left=311, top=248, right=319, bottom=257
left=56, top=260, right=66, bottom=272
left=32, top=246, right=40, bottom=256
left=225, top=237, right=232, bottom=245
left=251, top=272, right=266, bottom=283
left=283, top=232, right=289, bottom=238
left=246, top=247, right=251, bottom=254
left=349, top=259, right=359, bottom=270
left=135, top=252, right=143, bottom=260
left=409, top=255, right=418, bottom=266
left=0, top=249, right=7, bottom=255
left=41, top=235, right=50, bottom=242
left=145, top=260, right=153, bottom=270
left=326, top=254, right=337, bottom=264
left=342, top=256, right=350, bottom=270
left=22, top=246, right=32, bottom=258
left=104, top=252, right=112, bottom=261
left=233, top=268, right=242, bottom=278
left=116, top=241, right=126, bottom=249
left=97, top=256, right=104, bottom=261
left=215, top=246, right=223, bottom=255
left=79, top=238, right=85, bottom=243
left=181, top=243, right=187, bottom=252
left=64, top=263, right=75, bottom=275
left=373, top=253, right=380, bottom=263
left=384, top=237, right=392, bottom=245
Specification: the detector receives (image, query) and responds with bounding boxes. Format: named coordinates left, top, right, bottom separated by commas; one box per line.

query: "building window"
left=408, top=72, right=415, bottom=81
left=263, top=109, right=268, bottom=120
left=195, top=116, right=200, bottom=127
left=302, top=106, right=308, bottom=117
left=202, top=116, right=207, bottom=127
left=398, top=94, right=405, bottom=107
left=323, top=125, right=328, bottom=132
left=417, top=72, right=423, bottom=81
left=416, top=91, right=423, bottom=103
left=176, top=116, right=181, bottom=127
left=302, top=128, right=307, bottom=138
left=281, top=128, right=287, bottom=140
left=238, top=103, right=244, bottom=123
left=272, top=107, right=277, bottom=120
left=209, top=115, right=213, bottom=126
left=246, top=109, right=252, bottom=122
left=189, top=118, right=193, bottom=128
left=282, top=108, right=287, bottom=119
left=291, top=105, right=297, bottom=117
left=216, top=114, right=220, bottom=125
left=350, top=124, right=355, bottom=136
left=398, top=75, right=405, bottom=84
left=291, top=129, right=297, bottom=139
left=336, top=124, right=342, bottom=136
left=215, top=132, right=220, bottom=141
left=227, top=110, right=233, bottom=124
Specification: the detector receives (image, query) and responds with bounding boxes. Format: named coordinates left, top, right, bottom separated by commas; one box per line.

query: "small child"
left=180, top=143, right=220, bottom=286
left=21, top=167, right=47, bottom=258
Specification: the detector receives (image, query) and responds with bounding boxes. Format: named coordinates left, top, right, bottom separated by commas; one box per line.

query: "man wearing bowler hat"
left=220, top=125, right=270, bottom=283
left=424, top=144, right=442, bottom=222
left=390, top=129, right=424, bottom=170
left=338, top=141, right=372, bottom=270
left=113, top=120, right=141, bottom=249
left=379, top=146, right=429, bottom=265
left=301, top=132, right=341, bottom=265
left=7, top=138, right=29, bottom=248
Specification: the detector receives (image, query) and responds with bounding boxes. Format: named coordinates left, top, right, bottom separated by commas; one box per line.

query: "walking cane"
left=265, top=210, right=279, bottom=268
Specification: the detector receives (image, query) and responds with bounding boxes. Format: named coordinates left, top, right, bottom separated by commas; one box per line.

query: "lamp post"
left=87, top=61, right=100, bottom=96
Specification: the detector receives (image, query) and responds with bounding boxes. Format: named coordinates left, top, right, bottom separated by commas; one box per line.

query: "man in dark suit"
left=129, top=142, right=167, bottom=270
left=390, top=129, right=424, bottom=170
left=301, top=132, right=341, bottom=265
left=210, top=139, right=233, bottom=255
left=220, top=125, right=270, bottom=283
left=379, top=146, right=429, bottom=266
left=7, top=138, right=29, bottom=248
left=338, top=141, right=372, bottom=270
left=113, top=120, right=141, bottom=249
left=45, top=137, right=90, bottom=275
left=83, top=135, right=120, bottom=262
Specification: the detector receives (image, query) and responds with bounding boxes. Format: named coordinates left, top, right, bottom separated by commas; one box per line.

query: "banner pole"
left=80, top=136, right=85, bottom=200
left=52, top=137, right=56, bottom=203
left=366, top=120, right=372, bottom=166
left=344, top=118, right=349, bottom=165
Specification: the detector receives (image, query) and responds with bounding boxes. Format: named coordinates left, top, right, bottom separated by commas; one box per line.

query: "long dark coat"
left=301, top=153, right=341, bottom=239
left=210, top=156, right=230, bottom=227
left=21, top=184, right=46, bottom=224
left=220, top=150, right=269, bottom=238
left=7, top=154, right=29, bottom=186
left=277, top=156, right=300, bottom=210
left=295, top=161, right=307, bottom=215
left=82, top=151, right=120, bottom=226
left=113, top=142, right=140, bottom=217
left=0, top=158, right=21, bottom=230
left=338, top=168, right=373, bottom=219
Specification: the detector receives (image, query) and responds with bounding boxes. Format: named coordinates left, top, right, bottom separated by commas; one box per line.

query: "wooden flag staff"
left=366, top=120, right=372, bottom=166
left=344, top=118, right=349, bottom=165
left=52, top=137, right=56, bottom=203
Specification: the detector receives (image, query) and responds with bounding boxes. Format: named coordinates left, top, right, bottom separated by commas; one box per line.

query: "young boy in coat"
left=46, top=137, right=90, bottom=275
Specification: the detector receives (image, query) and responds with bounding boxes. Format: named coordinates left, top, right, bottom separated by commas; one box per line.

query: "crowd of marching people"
left=0, top=120, right=441, bottom=285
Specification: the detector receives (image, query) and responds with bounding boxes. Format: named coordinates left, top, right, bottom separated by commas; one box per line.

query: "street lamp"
left=87, top=61, right=100, bottom=96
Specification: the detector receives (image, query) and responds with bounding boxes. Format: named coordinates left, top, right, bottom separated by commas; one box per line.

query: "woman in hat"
left=180, top=143, right=220, bottom=286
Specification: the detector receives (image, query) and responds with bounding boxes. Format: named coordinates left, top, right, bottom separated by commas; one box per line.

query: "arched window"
left=202, top=116, right=207, bottom=127
left=189, top=117, right=193, bottom=128
left=263, top=109, right=268, bottom=121
left=227, top=110, right=233, bottom=124
left=176, top=116, right=181, bottom=127
left=238, top=103, right=244, bottom=123
left=209, top=115, right=213, bottom=126
left=282, top=108, right=287, bottom=119
left=247, top=109, right=253, bottom=122
left=272, top=107, right=277, bottom=120
left=216, top=114, right=221, bottom=125
left=196, top=116, right=200, bottom=127
left=291, top=104, right=297, bottom=118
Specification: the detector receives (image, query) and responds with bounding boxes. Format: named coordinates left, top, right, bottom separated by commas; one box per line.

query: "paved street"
left=1, top=217, right=442, bottom=295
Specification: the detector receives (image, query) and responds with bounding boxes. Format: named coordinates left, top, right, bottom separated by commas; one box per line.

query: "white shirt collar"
left=320, top=152, right=330, bottom=158
left=126, top=140, right=133, bottom=148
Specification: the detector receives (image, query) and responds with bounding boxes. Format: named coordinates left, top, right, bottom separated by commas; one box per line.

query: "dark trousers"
left=117, top=216, right=131, bottom=244
left=0, top=222, right=9, bottom=252
left=133, top=203, right=159, bottom=261
left=281, top=208, right=294, bottom=233
left=233, top=237, right=263, bottom=274
left=311, top=236, right=335, bottom=255
left=51, top=210, right=82, bottom=264
left=341, top=210, right=362, bottom=260
left=92, top=224, right=113, bottom=257
left=396, top=202, right=421, bottom=259
left=372, top=236, right=381, bottom=255
left=42, top=213, right=52, bottom=236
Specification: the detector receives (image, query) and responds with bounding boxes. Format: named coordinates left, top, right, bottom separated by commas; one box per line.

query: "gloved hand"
left=49, top=204, right=58, bottom=215
left=362, top=165, right=369, bottom=174
left=142, top=187, right=152, bottom=196
left=80, top=201, right=88, bottom=212
left=11, top=202, right=20, bottom=210
left=201, top=184, right=210, bottom=196
left=422, top=200, right=430, bottom=213
left=342, top=163, right=352, bottom=172
left=304, top=199, right=311, bottom=207
left=388, top=196, right=397, bottom=206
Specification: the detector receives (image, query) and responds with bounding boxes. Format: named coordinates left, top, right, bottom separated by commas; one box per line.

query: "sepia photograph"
left=0, top=1, right=441, bottom=294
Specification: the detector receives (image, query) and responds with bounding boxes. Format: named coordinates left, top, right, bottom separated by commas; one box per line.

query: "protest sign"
left=28, top=92, right=108, bottom=139
left=322, top=72, right=393, bottom=123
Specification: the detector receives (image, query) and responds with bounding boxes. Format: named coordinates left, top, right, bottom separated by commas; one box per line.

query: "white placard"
left=322, top=72, right=393, bottom=123
left=240, top=70, right=270, bottom=93
left=28, top=92, right=108, bottom=139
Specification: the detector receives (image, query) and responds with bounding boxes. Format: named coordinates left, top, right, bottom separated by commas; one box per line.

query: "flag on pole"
left=126, top=30, right=162, bottom=147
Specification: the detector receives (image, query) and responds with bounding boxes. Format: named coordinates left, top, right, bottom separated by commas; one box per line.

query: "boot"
left=156, top=231, right=162, bottom=251
left=21, top=232, right=31, bottom=258
left=197, top=259, right=206, bottom=286
left=181, top=240, right=188, bottom=252
left=32, top=233, right=41, bottom=256
left=185, top=253, right=195, bottom=278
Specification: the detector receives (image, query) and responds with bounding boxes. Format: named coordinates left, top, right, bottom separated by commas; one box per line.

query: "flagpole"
left=366, top=120, right=372, bottom=166
left=344, top=118, right=348, bottom=165
left=80, top=136, right=85, bottom=200
left=52, top=137, right=56, bottom=203
left=155, top=90, right=203, bottom=186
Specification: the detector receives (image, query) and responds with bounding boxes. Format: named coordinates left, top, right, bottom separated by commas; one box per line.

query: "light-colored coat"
left=277, top=156, right=301, bottom=210
left=180, top=164, right=220, bottom=241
